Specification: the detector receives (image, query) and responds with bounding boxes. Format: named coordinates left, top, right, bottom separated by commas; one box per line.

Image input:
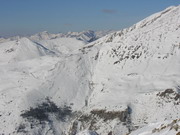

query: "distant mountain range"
left=0, top=30, right=115, bottom=43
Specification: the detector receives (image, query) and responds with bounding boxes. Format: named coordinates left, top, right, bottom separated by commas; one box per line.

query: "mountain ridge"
left=0, top=30, right=115, bottom=44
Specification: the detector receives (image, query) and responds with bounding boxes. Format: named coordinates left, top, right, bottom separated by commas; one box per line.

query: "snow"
left=129, top=119, right=180, bottom=135
left=0, top=5, right=180, bottom=135
left=36, top=37, right=85, bottom=55
left=76, top=130, right=98, bottom=135
left=0, top=37, right=57, bottom=64
left=86, top=4, right=180, bottom=111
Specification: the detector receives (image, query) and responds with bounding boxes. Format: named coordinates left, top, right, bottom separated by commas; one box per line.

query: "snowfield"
left=0, top=5, right=180, bottom=135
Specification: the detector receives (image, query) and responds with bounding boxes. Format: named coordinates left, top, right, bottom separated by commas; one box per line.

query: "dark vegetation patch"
left=21, top=98, right=72, bottom=123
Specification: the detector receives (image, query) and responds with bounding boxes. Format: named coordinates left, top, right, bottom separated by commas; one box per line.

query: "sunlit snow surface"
left=0, top=5, right=180, bottom=135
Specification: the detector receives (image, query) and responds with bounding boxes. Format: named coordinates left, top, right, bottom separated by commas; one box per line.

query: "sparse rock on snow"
left=0, top=5, right=180, bottom=135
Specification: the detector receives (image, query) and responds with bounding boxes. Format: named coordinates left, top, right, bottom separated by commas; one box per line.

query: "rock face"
left=0, top=5, right=180, bottom=135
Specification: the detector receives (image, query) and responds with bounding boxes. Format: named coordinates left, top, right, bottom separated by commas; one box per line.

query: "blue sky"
left=0, top=0, right=179, bottom=37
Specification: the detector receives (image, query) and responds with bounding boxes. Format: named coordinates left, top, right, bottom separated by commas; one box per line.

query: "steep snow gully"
left=0, top=5, right=180, bottom=135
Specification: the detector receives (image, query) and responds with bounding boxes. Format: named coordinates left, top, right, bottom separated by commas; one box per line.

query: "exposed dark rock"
left=69, top=107, right=132, bottom=134
left=95, top=52, right=99, bottom=60
left=90, top=109, right=128, bottom=122
left=158, top=89, right=174, bottom=97
left=157, top=89, right=180, bottom=103
left=108, top=131, right=112, bottom=135
left=5, top=48, right=14, bottom=53
left=16, top=124, right=27, bottom=133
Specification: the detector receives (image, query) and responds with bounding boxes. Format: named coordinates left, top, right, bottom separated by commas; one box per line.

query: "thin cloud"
left=102, top=9, right=117, bottom=14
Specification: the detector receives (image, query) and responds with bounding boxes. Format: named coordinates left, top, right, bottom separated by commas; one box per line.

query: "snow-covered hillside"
left=0, top=38, right=54, bottom=63
left=0, top=5, right=180, bottom=135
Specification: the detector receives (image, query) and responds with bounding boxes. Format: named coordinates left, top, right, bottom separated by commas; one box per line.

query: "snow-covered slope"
left=0, top=5, right=180, bottom=135
left=86, top=5, right=180, bottom=110
left=76, top=130, right=98, bottom=135
left=73, top=5, right=180, bottom=134
left=0, top=37, right=89, bottom=134
left=129, top=119, right=180, bottom=135
left=0, top=37, right=8, bottom=43
left=35, top=38, right=85, bottom=55
left=0, top=38, right=54, bottom=63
